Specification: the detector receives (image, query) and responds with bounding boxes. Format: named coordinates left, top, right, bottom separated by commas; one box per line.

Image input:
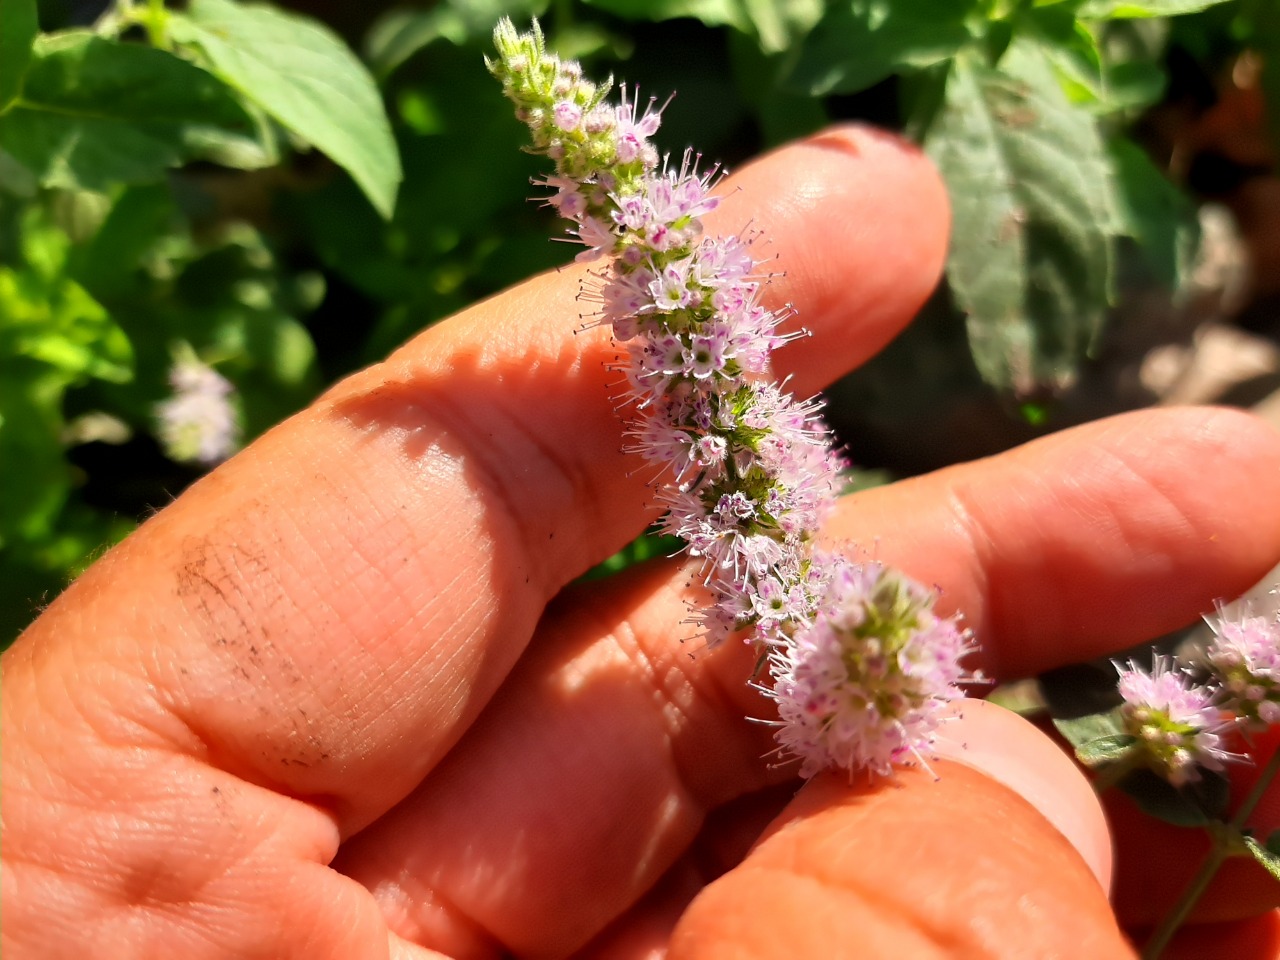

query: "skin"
left=3, top=125, right=1280, bottom=959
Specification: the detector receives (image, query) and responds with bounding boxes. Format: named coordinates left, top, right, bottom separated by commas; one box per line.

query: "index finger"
left=6, top=126, right=950, bottom=835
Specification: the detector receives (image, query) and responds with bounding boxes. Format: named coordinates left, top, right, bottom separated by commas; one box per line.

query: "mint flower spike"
left=763, top=559, right=978, bottom=778
left=1114, top=656, right=1239, bottom=787
left=1205, top=600, right=1280, bottom=729
left=492, top=20, right=977, bottom=778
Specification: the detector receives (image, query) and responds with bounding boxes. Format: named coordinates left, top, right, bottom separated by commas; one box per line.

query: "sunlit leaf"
left=170, top=0, right=402, bottom=218
left=925, top=39, right=1114, bottom=395
left=1075, top=733, right=1137, bottom=766
left=0, top=32, right=254, bottom=191
left=1078, top=0, right=1233, bottom=18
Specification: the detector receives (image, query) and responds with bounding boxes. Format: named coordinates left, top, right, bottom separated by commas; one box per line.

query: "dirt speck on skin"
left=171, top=531, right=307, bottom=698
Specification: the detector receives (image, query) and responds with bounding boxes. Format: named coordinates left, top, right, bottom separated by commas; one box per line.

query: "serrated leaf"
left=790, top=0, right=978, bottom=96
left=0, top=0, right=38, bottom=111
left=1075, top=733, right=1137, bottom=766
left=1052, top=710, right=1125, bottom=750
left=1244, top=836, right=1280, bottom=882
left=1120, top=769, right=1230, bottom=827
left=1078, top=0, right=1232, bottom=18
left=925, top=39, right=1114, bottom=396
left=169, top=0, right=402, bottom=219
left=0, top=32, right=255, bottom=191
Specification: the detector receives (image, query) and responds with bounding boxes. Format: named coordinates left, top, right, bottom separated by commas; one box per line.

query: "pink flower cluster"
left=1114, top=656, right=1237, bottom=787
left=768, top=559, right=976, bottom=777
left=489, top=18, right=974, bottom=777
left=1113, top=600, right=1280, bottom=785
left=1206, top=601, right=1280, bottom=728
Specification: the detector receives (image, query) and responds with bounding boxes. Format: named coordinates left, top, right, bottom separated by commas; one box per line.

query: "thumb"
left=668, top=699, right=1130, bottom=959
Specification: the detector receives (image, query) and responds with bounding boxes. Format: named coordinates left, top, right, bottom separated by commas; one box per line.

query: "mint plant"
left=1051, top=597, right=1280, bottom=957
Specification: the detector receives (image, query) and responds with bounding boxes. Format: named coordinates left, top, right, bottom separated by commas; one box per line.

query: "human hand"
left=3, top=126, right=1279, bottom=960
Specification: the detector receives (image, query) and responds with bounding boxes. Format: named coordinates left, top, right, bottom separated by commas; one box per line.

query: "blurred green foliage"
left=1, top=0, right=1277, bottom=644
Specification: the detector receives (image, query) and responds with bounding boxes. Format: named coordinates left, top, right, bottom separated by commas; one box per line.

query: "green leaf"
left=0, top=272, right=131, bottom=382
left=582, top=0, right=751, bottom=32
left=0, top=32, right=255, bottom=191
left=739, top=0, right=824, bottom=54
left=1074, top=732, right=1137, bottom=766
left=789, top=0, right=978, bottom=96
left=365, top=0, right=549, bottom=77
left=1108, top=137, right=1199, bottom=290
left=71, top=184, right=176, bottom=302
left=1051, top=709, right=1144, bottom=771
left=1034, top=19, right=1105, bottom=106
left=1244, top=835, right=1280, bottom=883
left=1120, top=769, right=1231, bottom=827
left=169, top=0, right=402, bottom=219
left=1077, top=0, right=1233, bottom=18
left=1, top=206, right=134, bottom=384
left=1052, top=710, right=1125, bottom=751
left=925, top=39, right=1114, bottom=395
left=0, top=0, right=38, bottom=111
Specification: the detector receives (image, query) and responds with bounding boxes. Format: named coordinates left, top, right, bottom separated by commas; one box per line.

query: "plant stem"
left=143, top=0, right=170, bottom=49
left=1142, top=745, right=1280, bottom=959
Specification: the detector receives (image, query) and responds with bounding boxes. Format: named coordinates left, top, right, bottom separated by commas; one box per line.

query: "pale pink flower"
left=1205, top=601, right=1280, bottom=728
left=1115, top=656, right=1238, bottom=786
left=765, top=560, right=975, bottom=778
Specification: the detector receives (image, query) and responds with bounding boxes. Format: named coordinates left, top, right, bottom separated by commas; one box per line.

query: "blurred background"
left=2, top=0, right=1277, bottom=646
